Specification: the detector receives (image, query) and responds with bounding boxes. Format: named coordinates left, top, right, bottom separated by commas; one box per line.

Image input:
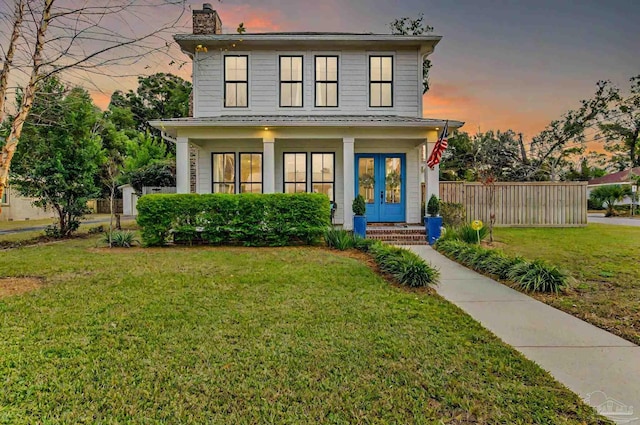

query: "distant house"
left=588, top=167, right=640, bottom=206
left=0, top=186, right=53, bottom=221
left=150, top=4, right=463, bottom=228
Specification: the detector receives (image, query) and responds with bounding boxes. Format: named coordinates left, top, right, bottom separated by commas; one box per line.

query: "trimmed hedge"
left=324, top=229, right=439, bottom=287
left=137, top=193, right=331, bottom=247
left=435, top=240, right=569, bottom=293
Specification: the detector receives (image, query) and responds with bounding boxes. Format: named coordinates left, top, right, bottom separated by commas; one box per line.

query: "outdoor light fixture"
left=195, top=44, right=208, bottom=53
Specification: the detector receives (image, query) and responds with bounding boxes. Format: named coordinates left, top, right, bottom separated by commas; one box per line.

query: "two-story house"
left=151, top=4, right=463, bottom=229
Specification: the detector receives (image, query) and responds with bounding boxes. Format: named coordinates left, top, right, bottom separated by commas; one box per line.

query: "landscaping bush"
left=457, top=223, right=489, bottom=244
left=324, top=228, right=356, bottom=250
left=367, top=241, right=439, bottom=287
left=137, top=193, right=331, bottom=247
left=440, top=202, right=466, bottom=228
left=435, top=240, right=568, bottom=293
left=102, top=230, right=139, bottom=248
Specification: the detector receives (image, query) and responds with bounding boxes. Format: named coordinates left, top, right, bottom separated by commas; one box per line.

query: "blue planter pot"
left=353, top=215, right=367, bottom=238
left=425, top=216, right=443, bottom=245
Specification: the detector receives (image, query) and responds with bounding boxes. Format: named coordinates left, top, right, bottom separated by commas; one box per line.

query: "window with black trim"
left=283, top=153, right=307, bottom=193
left=315, top=56, right=338, bottom=107
left=311, top=153, right=335, bottom=200
left=369, top=56, right=393, bottom=107
left=212, top=153, right=235, bottom=194
left=224, top=55, right=248, bottom=108
left=239, top=153, right=263, bottom=193
left=1, top=188, right=7, bottom=204
left=280, top=56, right=303, bottom=107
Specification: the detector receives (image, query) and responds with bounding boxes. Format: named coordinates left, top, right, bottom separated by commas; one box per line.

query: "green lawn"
left=0, top=238, right=608, bottom=423
left=494, top=224, right=640, bottom=345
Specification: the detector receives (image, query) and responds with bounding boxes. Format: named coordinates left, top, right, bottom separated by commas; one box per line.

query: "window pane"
left=225, top=56, right=236, bottom=80
left=326, top=57, right=337, bottom=81
left=225, top=83, right=236, bottom=107
left=285, top=183, right=306, bottom=194
left=381, top=57, right=392, bottom=80
left=326, top=83, right=337, bottom=107
left=370, top=83, right=381, bottom=107
left=312, top=183, right=334, bottom=200
left=241, top=183, right=262, bottom=194
left=237, top=83, right=247, bottom=107
left=281, top=83, right=291, bottom=107
left=280, top=56, right=291, bottom=80
left=240, top=153, right=262, bottom=185
left=291, top=82, right=302, bottom=107
left=316, top=57, right=326, bottom=81
left=316, top=82, right=326, bottom=106
left=237, top=56, right=247, bottom=80
left=213, top=153, right=235, bottom=194
left=385, top=157, right=402, bottom=204
left=284, top=153, right=306, bottom=183
left=370, top=57, right=381, bottom=80
left=381, top=83, right=392, bottom=107
left=291, top=57, right=303, bottom=81
left=358, top=157, right=375, bottom=203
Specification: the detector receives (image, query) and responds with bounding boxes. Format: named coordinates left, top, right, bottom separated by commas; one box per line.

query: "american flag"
left=427, top=121, right=449, bottom=169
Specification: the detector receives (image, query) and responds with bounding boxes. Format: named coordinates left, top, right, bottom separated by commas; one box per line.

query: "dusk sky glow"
left=3, top=0, right=640, bottom=141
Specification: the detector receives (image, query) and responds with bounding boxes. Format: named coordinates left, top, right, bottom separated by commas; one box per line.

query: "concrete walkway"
left=588, top=213, right=640, bottom=227
left=407, top=245, right=640, bottom=424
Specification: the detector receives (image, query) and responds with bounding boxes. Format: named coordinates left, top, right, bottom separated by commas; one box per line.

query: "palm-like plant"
left=589, top=184, right=632, bottom=217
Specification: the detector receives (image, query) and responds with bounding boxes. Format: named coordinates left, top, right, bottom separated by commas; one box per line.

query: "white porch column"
left=343, top=137, right=355, bottom=230
left=425, top=131, right=440, bottom=203
left=263, top=138, right=275, bottom=193
left=176, top=137, right=190, bottom=194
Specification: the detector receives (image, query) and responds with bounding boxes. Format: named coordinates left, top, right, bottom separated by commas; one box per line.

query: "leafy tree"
left=6, top=79, right=104, bottom=236
left=528, top=80, right=618, bottom=181
left=123, top=132, right=172, bottom=174
left=109, top=73, right=192, bottom=136
left=564, top=156, right=607, bottom=181
left=600, top=75, right=640, bottom=169
left=390, top=14, right=433, bottom=93
left=128, top=162, right=176, bottom=195
left=589, top=185, right=632, bottom=217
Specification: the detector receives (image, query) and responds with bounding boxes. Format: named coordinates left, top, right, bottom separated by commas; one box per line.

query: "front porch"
left=152, top=116, right=463, bottom=229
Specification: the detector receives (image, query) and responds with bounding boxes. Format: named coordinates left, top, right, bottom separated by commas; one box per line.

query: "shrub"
left=457, top=224, right=488, bottom=244
left=137, top=193, right=331, bottom=247
left=102, top=230, right=139, bottom=248
left=88, top=225, right=105, bottom=234
left=352, top=194, right=366, bottom=216
left=324, top=228, right=356, bottom=250
left=368, top=241, right=439, bottom=287
left=589, top=185, right=632, bottom=217
left=440, top=202, right=466, bottom=227
left=426, top=194, right=440, bottom=216
left=435, top=240, right=569, bottom=293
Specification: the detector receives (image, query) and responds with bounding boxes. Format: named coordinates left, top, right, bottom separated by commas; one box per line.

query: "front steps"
left=367, top=224, right=428, bottom=245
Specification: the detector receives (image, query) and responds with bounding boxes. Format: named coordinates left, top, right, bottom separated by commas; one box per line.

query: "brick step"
left=368, top=234, right=427, bottom=242
left=367, top=229, right=425, bottom=236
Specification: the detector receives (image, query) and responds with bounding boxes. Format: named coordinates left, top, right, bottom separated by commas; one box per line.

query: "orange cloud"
left=91, top=91, right=112, bottom=110
left=217, top=5, right=284, bottom=33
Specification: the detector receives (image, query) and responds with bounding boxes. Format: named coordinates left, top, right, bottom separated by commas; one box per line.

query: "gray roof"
left=150, top=115, right=464, bottom=129
left=174, top=32, right=441, bottom=52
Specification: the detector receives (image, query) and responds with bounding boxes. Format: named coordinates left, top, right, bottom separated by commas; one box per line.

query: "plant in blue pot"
left=352, top=194, right=367, bottom=238
left=425, top=194, right=442, bottom=245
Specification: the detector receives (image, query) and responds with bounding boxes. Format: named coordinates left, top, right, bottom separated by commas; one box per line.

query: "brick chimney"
left=193, top=3, right=222, bottom=35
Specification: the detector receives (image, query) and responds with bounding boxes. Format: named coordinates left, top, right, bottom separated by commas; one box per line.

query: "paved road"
left=408, top=245, right=640, bottom=424
left=0, top=216, right=135, bottom=235
left=588, top=213, right=640, bottom=227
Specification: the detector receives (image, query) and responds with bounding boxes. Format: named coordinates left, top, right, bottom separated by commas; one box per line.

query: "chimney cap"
left=203, top=3, right=213, bottom=10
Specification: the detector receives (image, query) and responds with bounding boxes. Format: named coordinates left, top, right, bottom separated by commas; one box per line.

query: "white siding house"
left=151, top=4, right=464, bottom=229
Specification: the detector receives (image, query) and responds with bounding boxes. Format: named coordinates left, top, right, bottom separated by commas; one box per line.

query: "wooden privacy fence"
left=423, top=182, right=588, bottom=227
left=94, top=199, right=123, bottom=214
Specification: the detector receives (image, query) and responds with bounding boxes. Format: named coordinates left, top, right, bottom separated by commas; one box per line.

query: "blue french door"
left=355, top=154, right=406, bottom=222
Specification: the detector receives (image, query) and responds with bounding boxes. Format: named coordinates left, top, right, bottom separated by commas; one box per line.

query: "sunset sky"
left=4, top=0, right=639, bottom=141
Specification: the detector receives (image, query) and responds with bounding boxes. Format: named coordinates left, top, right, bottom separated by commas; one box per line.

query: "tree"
left=527, top=80, right=619, bottom=181
left=7, top=79, right=104, bottom=236
left=390, top=14, right=433, bottom=93
left=0, top=0, right=188, bottom=211
left=600, top=75, right=640, bottom=169
left=589, top=185, right=632, bottom=217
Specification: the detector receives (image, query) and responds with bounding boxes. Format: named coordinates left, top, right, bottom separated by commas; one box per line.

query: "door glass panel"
left=358, top=157, right=375, bottom=204
left=385, top=157, right=401, bottom=204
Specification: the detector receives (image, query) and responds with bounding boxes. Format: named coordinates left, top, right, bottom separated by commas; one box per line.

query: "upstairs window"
left=369, top=56, right=393, bottom=107
left=315, top=56, right=338, bottom=107
left=224, top=55, right=248, bottom=108
left=280, top=56, right=303, bottom=107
